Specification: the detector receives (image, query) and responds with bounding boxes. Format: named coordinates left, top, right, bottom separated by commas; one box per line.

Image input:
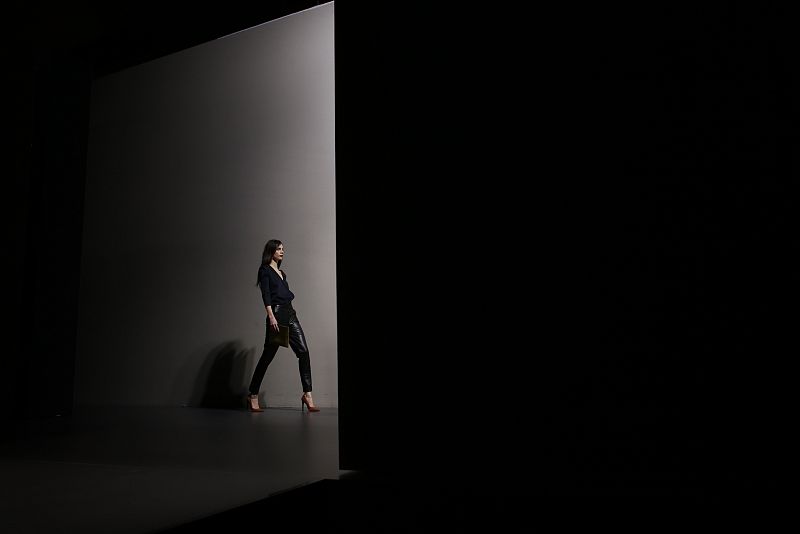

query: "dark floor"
left=1, top=404, right=722, bottom=534
left=0, top=405, right=344, bottom=534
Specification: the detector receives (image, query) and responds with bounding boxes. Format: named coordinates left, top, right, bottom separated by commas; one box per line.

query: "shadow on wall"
left=188, top=341, right=253, bottom=409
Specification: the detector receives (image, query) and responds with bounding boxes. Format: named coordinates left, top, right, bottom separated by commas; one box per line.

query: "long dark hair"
left=257, top=239, right=283, bottom=287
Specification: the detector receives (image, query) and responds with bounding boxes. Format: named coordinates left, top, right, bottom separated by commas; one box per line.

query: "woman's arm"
left=266, top=305, right=278, bottom=330
left=259, top=268, right=279, bottom=331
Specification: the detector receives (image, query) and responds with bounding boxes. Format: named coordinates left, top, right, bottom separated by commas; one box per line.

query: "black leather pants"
left=248, top=303, right=312, bottom=395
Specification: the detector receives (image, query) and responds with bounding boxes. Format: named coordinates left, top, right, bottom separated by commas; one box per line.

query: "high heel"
left=247, top=394, right=264, bottom=412
left=300, top=394, right=320, bottom=412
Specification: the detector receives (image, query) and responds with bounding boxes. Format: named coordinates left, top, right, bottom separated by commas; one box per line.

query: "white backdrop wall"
left=76, top=4, right=336, bottom=408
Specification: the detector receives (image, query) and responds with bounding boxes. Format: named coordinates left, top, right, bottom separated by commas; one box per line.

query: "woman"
left=247, top=239, right=320, bottom=413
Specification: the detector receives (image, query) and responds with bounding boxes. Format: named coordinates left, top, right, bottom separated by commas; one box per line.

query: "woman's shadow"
left=188, top=340, right=254, bottom=409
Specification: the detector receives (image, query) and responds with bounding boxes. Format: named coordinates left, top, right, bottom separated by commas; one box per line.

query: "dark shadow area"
left=155, top=476, right=520, bottom=533
left=10, top=49, right=91, bottom=421
left=334, top=2, right=784, bottom=500
left=189, top=341, right=253, bottom=410
left=154, top=468, right=708, bottom=533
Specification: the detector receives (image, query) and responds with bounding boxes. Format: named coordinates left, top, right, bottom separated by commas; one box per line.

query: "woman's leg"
left=286, top=307, right=318, bottom=411
left=287, top=313, right=312, bottom=393
left=249, top=338, right=280, bottom=395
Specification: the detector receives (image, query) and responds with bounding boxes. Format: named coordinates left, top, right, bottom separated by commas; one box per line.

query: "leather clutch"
left=269, top=325, right=290, bottom=348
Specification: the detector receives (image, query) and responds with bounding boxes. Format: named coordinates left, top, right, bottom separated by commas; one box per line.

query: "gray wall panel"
left=77, top=4, right=335, bottom=408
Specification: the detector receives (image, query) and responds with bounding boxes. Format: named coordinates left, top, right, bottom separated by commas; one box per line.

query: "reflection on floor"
left=0, top=405, right=343, bottom=534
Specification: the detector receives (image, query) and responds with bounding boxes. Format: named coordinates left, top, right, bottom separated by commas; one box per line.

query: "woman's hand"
left=269, top=316, right=279, bottom=331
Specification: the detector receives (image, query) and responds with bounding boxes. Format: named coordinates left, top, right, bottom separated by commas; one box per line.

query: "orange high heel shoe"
left=301, top=394, right=320, bottom=412
left=247, top=394, right=264, bottom=412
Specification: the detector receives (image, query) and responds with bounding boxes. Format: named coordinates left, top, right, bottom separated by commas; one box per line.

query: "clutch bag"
left=269, top=325, right=290, bottom=348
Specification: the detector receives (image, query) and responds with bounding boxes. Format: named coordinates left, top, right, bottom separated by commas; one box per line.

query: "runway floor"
left=1, top=404, right=724, bottom=533
left=0, top=405, right=344, bottom=534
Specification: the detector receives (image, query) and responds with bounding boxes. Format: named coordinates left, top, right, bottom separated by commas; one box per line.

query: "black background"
left=5, top=1, right=787, bottom=499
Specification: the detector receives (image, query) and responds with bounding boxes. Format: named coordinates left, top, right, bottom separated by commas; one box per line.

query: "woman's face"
left=272, top=244, right=285, bottom=263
